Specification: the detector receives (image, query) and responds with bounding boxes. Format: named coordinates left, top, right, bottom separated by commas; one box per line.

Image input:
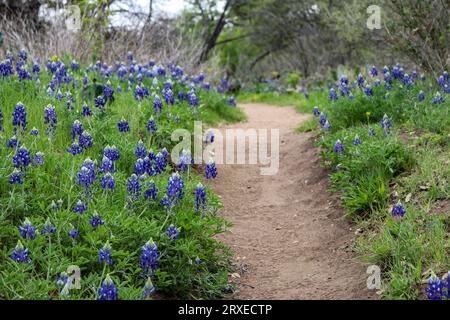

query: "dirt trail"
left=210, top=103, right=377, bottom=300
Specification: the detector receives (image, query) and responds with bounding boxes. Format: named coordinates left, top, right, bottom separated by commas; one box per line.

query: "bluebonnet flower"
left=73, top=200, right=87, bottom=214
left=19, top=218, right=37, bottom=240
left=363, top=85, right=373, bottom=97
left=98, top=241, right=113, bottom=264
left=166, top=225, right=179, bottom=240
left=426, top=275, right=445, bottom=300
left=433, top=92, right=444, bottom=104
left=13, top=145, right=31, bottom=170
left=392, top=202, right=406, bottom=217
left=67, top=142, right=83, bottom=155
left=44, top=104, right=57, bottom=136
left=56, top=272, right=69, bottom=289
left=178, top=90, right=184, bottom=101
left=352, top=135, right=362, bottom=145
left=33, top=151, right=45, bottom=167
left=323, top=120, right=331, bottom=130
left=381, top=114, right=392, bottom=134
left=187, top=91, right=198, bottom=107
left=94, top=96, right=106, bottom=110
left=143, top=156, right=154, bottom=176
left=68, top=224, right=79, bottom=239
left=9, top=169, right=23, bottom=184
left=134, top=158, right=146, bottom=175
left=41, top=218, right=56, bottom=235
left=339, top=82, right=350, bottom=96
left=97, top=275, right=118, bottom=300
left=437, top=75, right=445, bottom=87
left=357, top=74, right=365, bottom=87
left=127, top=174, right=141, bottom=199
left=205, top=159, right=217, bottom=179
left=204, top=129, right=215, bottom=144
left=329, top=88, right=338, bottom=101
left=142, top=277, right=156, bottom=298
left=418, top=90, right=425, bottom=101
left=71, top=120, right=83, bottom=140
left=144, top=180, right=158, bottom=201
left=18, top=49, right=27, bottom=61
left=161, top=147, right=169, bottom=159
left=12, top=102, right=27, bottom=133
left=177, top=149, right=192, bottom=172
left=118, top=118, right=130, bottom=133
left=139, top=240, right=160, bottom=275
left=370, top=66, right=378, bottom=77
left=76, top=160, right=96, bottom=190
left=312, top=106, right=320, bottom=116
left=104, top=145, right=120, bottom=162
left=90, top=212, right=105, bottom=229
left=10, top=240, right=32, bottom=264
left=127, top=51, right=133, bottom=62
left=154, top=152, right=166, bottom=174
left=8, top=135, right=20, bottom=148
left=194, top=183, right=207, bottom=211
left=100, top=156, right=114, bottom=174
left=340, top=75, right=348, bottom=85
left=369, top=128, right=375, bottom=137
left=153, top=95, right=163, bottom=114
left=79, top=131, right=93, bottom=149
left=135, top=140, right=147, bottom=159
left=226, top=97, right=236, bottom=107
left=103, top=81, right=114, bottom=101
left=333, top=140, right=345, bottom=154
left=166, top=172, right=184, bottom=202
left=134, top=85, right=149, bottom=100
left=100, top=173, right=116, bottom=191
left=319, top=113, right=327, bottom=127
left=30, top=127, right=39, bottom=136
left=163, top=88, right=175, bottom=105
left=17, top=65, right=32, bottom=81
left=70, top=60, right=79, bottom=71
left=146, top=117, right=157, bottom=134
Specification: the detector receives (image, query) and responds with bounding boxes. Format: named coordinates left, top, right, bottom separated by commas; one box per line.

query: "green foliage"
left=317, top=126, right=415, bottom=218
left=0, top=57, right=244, bottom=300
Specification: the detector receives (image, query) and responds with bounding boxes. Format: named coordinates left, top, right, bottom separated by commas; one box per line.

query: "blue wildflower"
left=333, top=140, right=345, bottom=154
left=194, top=183, right=207, bottom=211
left=328, top=88, right=338, bottom=100
left=104, top=145, right=120, bottom=162
left=30, top=127, right=39, bottom=136
left=381, top=114, right=392, bottom=134
left=167, top=172, right=184, bottom=202
left=33, top=151, right=45, bottom=167
left=153, top=95, right=162, bottom=114
left=98, top=241, right=113, bottom=264
left=100, top=173, right=116, bottom=191
left=127, top=174, right=141, bottom=200
left=139, top=240, right=160, bottom=275
left=13, top=145, right=31, bottom=170
left=135, top=140, right=147, bottom=159
left=433, top=92, right=444, bottom=104
left=144, top=181, right=158, bottom=201
left=352, top=135, right=362, bottom=145
left=312, top=106, right=320, bottom=116
left=118, top=118, right=130, bottom=133
left=68, top=225, right=79, bottom=239
left=9, top=168, right=23, bottom=184
left=10, top=240, right=32, bottom=264
left=146, top=117, right=157, bottom=134
left=205, top=159, right=217, bottom=179
left=12, top=102, right=27, bottom=133
left=97, top=275, right=118, bottom=300
left=19, top=218, right=36, bottom=240
left=166, top=225, right=179, bottom=240
left=71, top=120, right=83, bottom=140
left=177, top=149, right=192, bottom=172
left=73, top=200, right=87, bottom=214
left=41, top=218, right=56, bottom=235
left=418, top=90, right=425, bottom=101
left=392, top=202, right=406, bottom=217
left=90, top=212, right=104, bottom=229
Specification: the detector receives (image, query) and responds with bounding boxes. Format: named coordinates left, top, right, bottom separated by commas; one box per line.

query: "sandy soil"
left=209, top=103, right=377, bottom=300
